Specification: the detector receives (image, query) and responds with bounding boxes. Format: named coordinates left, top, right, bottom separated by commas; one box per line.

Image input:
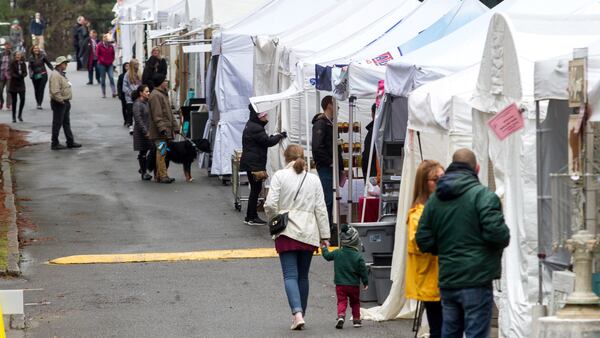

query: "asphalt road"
left=0, top=64, right=413, bottom=337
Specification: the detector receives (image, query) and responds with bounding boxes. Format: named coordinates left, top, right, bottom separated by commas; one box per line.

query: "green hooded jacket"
left=415, top=162, right=510, bottom=289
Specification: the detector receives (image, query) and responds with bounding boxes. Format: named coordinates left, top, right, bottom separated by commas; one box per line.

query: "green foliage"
left=0, top=0, right=115, bottom=58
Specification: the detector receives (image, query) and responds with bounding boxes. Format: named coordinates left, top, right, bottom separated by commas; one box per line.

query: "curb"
left=0, top=136, right=20, bottom=276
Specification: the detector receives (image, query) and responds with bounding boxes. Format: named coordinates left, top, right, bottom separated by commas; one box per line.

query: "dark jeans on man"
left=75, top=45, right=82, bottom=69
left=316, top=166, right=334, bottom=238
left=32, top=74, right=48, bottom=106
left=88, top=60, right=99, bottom=84
left=424, top=301, right=443, bottom=338
left=279, top=250, right=313, bottom=315
left=440, top=286, right=493, bottom=338
left=51, top=100, right=75, bottom=146
left=9, top=91, right=25, bottom=120
left=246, top=170, right=263, bottom=220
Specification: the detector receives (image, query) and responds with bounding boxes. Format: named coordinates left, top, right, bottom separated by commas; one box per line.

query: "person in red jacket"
left=96, top=33, right=117, bottom=98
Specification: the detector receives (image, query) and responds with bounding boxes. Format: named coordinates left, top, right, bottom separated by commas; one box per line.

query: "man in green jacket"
left=416, top=148, right=510, bottom=338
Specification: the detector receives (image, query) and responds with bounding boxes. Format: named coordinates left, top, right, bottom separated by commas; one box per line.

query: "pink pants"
left=336, top=285, right=361, bottom=320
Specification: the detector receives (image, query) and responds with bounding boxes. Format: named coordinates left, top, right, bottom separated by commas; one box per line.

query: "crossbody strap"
left=293, top=171, right=309, bottom=201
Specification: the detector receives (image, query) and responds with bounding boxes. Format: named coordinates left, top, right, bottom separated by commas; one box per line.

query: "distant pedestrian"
left=96, top=34, right=116, bottom=98
left=123, top=58, right=142, bottom=133
left=49, top=56, right=81, bottom=150
left=8, top=51, right=27, bottom=123
left=72, top=16, right=85, bottom=70
left=142, top=47, right=167, bottom=91
left=321, top=224, right=368, bottom=329
left=406, top=160, right=445, bottom=338
left=9, top=20, right=24, bottom=53
left=0, top=42, right=13, bottom=111
left=29, top=12, right=46, bottom=50
left=80, top=30, right=100, bottom=85
left=239, top=104, right=287, bottom=226
left=416, top=148, right=510, bottom=338
left=148, top=73, right=178, bottom=183
left=28, top=44, right=53, bottom=109
left=117, top=62, right=129, bottom=127
left=264, top=144, right=330, bottom=331
left=132, top=85, right=153, bottom=181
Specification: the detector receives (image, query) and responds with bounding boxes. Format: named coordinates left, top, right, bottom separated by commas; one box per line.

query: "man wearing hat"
left=49, top=56, right=81, bottom=150
left=148, top=73, right=178, bottom=183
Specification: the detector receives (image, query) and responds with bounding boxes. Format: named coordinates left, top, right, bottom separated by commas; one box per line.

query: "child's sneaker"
left=353, top=320, right=362, bottom=328
left=336, top=317, right=345, bottom=329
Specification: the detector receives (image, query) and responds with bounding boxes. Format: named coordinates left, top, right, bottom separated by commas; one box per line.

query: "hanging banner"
left=332, top=66, right=349, bottom=101
left=487, top=103, right=524, bottom=141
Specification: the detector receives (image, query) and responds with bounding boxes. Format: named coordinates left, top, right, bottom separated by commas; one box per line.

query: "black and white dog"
left=149, top=138, right=211, bottom=182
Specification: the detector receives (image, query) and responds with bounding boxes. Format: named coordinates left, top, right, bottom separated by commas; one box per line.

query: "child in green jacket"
left=322, top=224, right=369, bottom=329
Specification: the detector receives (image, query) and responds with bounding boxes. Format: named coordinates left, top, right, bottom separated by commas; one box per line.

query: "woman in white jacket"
left=265, top=144, right=331, bottom=331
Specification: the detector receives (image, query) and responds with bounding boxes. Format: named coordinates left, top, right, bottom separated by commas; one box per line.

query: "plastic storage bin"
left=371, top=265, right=392, bottom=305
left=360, top=263, right=378, bottom=302
left=350, top=221, right=395, bottom=263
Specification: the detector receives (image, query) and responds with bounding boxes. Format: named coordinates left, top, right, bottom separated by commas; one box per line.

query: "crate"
left=349, top=221, right=395, bottom=263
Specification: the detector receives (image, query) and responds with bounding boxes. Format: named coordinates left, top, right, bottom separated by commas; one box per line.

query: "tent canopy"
left=534, top=41, right=600, bottom=121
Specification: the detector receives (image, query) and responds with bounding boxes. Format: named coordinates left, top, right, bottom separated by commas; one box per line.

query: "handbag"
left=268, top=171, right=308, bottom=236
left=251, top=170, right=268, bottom=182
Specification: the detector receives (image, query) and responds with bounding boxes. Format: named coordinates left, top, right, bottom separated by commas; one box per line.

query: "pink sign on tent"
left=487, top=103, right=524, bottom=141
left=375, top=80, right=385, bottom=107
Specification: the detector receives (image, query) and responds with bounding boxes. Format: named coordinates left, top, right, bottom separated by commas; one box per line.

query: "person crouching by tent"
left=406, top=160, right=445, bottom=338
left=131, top=85, right=153, bottom=181
left=239, top=104, right=287, bottom=226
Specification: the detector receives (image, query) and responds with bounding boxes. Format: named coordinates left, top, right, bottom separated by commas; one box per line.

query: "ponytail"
left=284, top=144, right=306, bottom=174
left=293, top=158, right=306, bottom=174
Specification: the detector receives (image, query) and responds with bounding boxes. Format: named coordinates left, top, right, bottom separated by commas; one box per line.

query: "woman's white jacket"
left=265, top=162, right=330, bottom=247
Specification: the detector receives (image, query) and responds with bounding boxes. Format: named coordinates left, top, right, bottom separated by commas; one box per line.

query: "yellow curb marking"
left=49, top=247, right=338, bottom=265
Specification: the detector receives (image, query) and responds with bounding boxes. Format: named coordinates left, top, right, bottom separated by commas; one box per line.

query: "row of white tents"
left=113, top=1, right=600, bottom=337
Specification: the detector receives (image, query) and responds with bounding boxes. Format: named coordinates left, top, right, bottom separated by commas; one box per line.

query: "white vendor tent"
left=210, top=0, right=341, bottom=175
left=361, top=0, right=600, bottom=328
left=393, top=12, right=600, bottom=338
left=534, top=42, right=600, bottom=122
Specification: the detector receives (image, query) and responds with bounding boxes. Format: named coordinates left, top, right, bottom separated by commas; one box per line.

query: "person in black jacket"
left=312, top=95, right=344, bottom=244
left=8, top=51, right=27, bottom=123
left=239, top=104, right=287, bottom=225
left=117, top=62, right=129, bottom=128
left=142, top=47, right=167, bottom=91
left=362, top=103, right=378, bottom=180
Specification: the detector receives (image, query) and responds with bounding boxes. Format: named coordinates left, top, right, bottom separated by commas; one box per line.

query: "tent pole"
left=535, top=100, right=545, bottom=305
left=348, top=97, right=356, bottom=221
left=361, top=95, right=386, bottom=223
left=304, top=90, right=311, bottom=170
left=332, top=97, right=340, bottom=245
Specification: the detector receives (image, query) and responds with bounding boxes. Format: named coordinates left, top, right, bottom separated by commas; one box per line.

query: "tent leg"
left=332, top=97, right=340, bottom=245
left=535, top=100, right=546, bottom=306
left=304, top=91, right=311, bottom=170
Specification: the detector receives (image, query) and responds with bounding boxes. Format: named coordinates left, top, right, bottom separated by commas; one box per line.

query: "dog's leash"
left=178, top=133, right=200, bottom=152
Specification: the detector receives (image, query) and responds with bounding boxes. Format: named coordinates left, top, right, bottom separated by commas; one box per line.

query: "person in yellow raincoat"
left=405, top=160, right=444, bottom=338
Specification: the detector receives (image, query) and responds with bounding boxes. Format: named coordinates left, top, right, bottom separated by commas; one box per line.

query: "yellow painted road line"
left=49, top=247, right=338, bottom=265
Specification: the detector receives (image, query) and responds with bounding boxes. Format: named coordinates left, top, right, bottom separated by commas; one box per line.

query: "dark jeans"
left=316, top=166, right=334, bottom=234
left=51, top=100, right=75, bottom=146
left=279, top=250, right=313, bottom=315
left=10, top=91, right=25, bottom=120
left=32, top=74, right=48, bottom=105
left=75, top=45, right=82, bottom=69
left=440, top=286, right=493, bottom=338
left=125, top=102, right=133, bottom=126
left=97, top=64, right=116, bottom=95
left=246, top=170, right=263, bottom=220
left=88, top=60, right=99, bottom=84
left=424, top=301, right=443, bottom=338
